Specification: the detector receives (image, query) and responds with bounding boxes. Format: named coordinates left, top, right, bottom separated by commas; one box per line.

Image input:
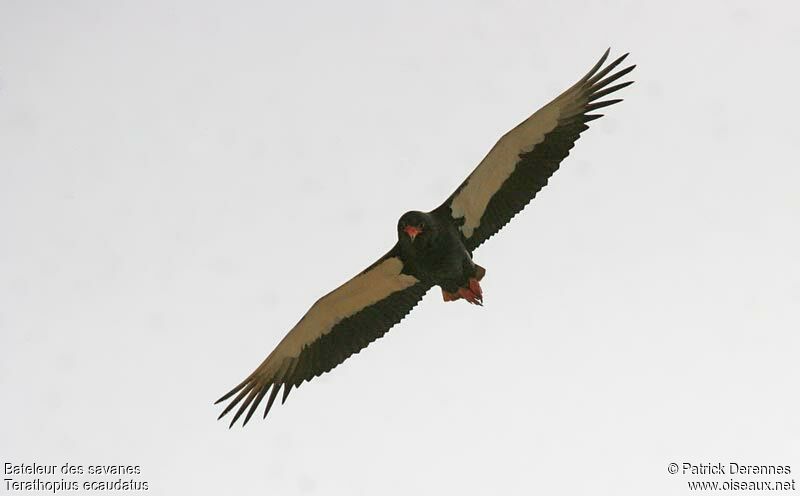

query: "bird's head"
left=398, top=211, right=436, bottom=249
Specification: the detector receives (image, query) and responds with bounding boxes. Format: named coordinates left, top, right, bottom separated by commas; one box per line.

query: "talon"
left=442, top=277, right=484, bottom=305
left=468, top=277, right=482, bottom=298
left=457, top=286, right=483, bottom=306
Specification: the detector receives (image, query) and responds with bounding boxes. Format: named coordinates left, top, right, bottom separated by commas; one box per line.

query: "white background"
left=1, top=1, right=798, bottom=494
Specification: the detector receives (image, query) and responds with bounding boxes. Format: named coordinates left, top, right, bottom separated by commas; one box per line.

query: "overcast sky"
left=1, top=1, right=798, bottom=494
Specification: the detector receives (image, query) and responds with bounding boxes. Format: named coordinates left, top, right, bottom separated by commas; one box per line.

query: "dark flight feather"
left=437, top=50, right=635, bottom=251
left=215, top=48, right=634, bottom=427
left=215, top=251, right=431, bottom=426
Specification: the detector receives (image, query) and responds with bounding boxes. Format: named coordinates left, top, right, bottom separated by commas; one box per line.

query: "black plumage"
left=436, top=50, right=634, bottom=251
left=216, top=49, right=635, bottom=426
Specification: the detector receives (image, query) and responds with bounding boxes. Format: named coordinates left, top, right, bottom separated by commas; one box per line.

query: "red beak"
left=404, top=225, right=422, bottom=241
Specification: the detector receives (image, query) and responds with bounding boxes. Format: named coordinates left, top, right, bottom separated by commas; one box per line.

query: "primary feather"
left=216, top=49, right=635, bottom=426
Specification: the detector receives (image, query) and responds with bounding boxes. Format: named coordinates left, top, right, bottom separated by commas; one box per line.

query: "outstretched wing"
left=215, top=246, right=431, bottom=427
left=435, top=49, right=635, bottom=251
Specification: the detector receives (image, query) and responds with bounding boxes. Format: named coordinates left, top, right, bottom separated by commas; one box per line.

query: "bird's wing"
left=434, top=49, right=635, bottom=251
left=215, top=246, right=432, bottom=427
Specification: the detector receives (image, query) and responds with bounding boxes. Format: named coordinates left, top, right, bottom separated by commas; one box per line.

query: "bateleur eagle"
left=216, top=49, right=635, bottom=426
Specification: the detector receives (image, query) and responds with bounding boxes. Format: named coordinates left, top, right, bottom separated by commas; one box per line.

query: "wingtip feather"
left=588, top=80, right=634, bottom=102
left=216, top=379, right=255, bottom=425
left=581, top=48, right=611, bottom=84
left=263, top=384, right=282, bottom=419
left=281, top=384, right=294, bottom=405
left=585, top=98, right=623, bottom=112
left=587, top=52, right=631, bottom=87
left=215, top=376, right=252, bottom=405
left=592, top=65, right=636, bottom=92
left=243, top=386, right=270, bottom=426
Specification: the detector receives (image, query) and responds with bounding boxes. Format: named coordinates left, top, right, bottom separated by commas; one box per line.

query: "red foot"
left=441, top=277, right=483, bottom=306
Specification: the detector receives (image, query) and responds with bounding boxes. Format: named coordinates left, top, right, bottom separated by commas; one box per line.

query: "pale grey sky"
left=1, top=1, right=798, bottom=494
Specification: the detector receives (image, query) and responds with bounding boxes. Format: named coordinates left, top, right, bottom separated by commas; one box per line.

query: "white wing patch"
left=215, top=255, right=422, bottom=425
left=266, top=257, right=418, bottom=364
left=450, top=81, right=587, bottom=239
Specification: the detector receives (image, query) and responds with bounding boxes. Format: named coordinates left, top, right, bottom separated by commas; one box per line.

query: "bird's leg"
left=469, top=277, right=482, bottom=298
left=459, top=278, right=483, bottom=305
left=441, top=277, right=483, bottom=305
left=442, top=288, right=459, bottom=301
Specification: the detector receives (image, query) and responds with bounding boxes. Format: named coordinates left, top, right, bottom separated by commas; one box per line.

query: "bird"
left=216, top=48, right=635, bottom=427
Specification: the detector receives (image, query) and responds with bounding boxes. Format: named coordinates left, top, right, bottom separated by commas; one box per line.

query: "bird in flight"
left=216, top=49, right=635, bottom=426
